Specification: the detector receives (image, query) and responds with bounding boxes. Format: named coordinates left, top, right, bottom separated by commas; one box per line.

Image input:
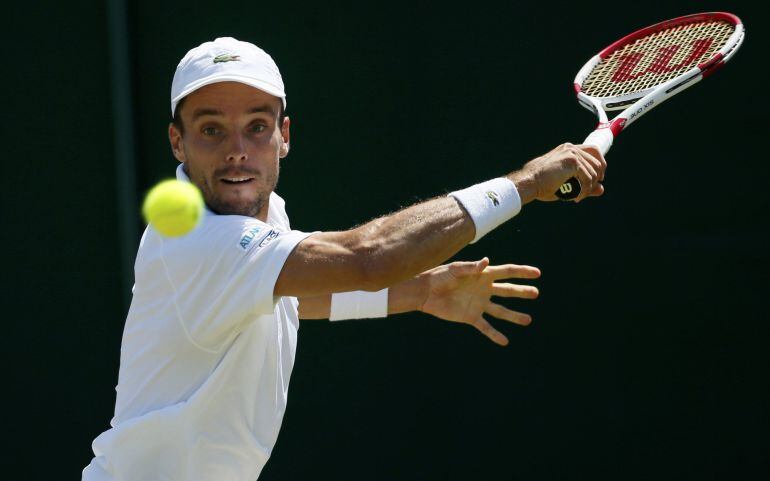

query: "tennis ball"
left=142, top=179, right=204, bottom=237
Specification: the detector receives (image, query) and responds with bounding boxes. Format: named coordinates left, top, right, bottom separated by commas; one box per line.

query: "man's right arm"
left=274, top=143, right=606, bottom=298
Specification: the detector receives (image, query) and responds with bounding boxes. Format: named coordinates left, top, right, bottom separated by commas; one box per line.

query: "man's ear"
left=279, top=116, right=291, bottom=158
left=169, top=123, right=186, bottom=162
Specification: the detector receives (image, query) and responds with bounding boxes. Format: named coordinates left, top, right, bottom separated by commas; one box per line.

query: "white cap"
left=170, top=37, right=286, bottom=117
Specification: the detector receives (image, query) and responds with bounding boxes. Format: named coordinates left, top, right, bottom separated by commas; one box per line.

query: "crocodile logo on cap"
left=213, top=54, right=241, bottom=63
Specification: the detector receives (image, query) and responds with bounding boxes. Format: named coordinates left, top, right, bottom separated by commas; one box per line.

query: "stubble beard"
left=186, top=162, right=279, bottom=219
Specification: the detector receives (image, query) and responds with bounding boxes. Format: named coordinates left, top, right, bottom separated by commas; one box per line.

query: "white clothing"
left=83, top=165, right=310, bottom=481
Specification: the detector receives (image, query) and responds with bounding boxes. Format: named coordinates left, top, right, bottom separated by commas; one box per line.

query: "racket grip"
left=555, top=128, right=614, bottom=200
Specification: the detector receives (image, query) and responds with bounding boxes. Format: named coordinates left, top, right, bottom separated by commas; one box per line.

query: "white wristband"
left=329, top=288, right=389, bottom=321
left=448, top=177, right=521, bottom=243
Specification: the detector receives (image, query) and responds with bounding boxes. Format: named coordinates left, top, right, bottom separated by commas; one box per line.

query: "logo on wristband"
left=485, top=191, right=501, bottom=206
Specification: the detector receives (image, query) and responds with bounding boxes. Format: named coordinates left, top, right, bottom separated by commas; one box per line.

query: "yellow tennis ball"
left=142, top=179, right=204, bottom=237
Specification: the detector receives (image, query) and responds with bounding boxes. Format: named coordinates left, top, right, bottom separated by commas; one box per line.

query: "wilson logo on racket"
left=611, top=38, right=714, bottom=82
left=597, top=119, right=626, bottom=130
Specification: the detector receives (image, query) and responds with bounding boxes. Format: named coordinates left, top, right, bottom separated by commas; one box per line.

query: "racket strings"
left=582, top=21, right=734, bottom=98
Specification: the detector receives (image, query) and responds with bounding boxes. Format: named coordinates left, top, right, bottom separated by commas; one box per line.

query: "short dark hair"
left=172, top=96, right=287, bottom=136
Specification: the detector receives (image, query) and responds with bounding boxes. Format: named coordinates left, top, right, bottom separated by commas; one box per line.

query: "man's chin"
left=208, top=197, right=264, bottom=218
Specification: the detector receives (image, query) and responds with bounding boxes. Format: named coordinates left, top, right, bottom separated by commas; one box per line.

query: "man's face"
left=169, top=81, right=290, bottom=220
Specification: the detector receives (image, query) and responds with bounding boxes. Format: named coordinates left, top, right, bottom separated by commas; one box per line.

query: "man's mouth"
left=220, top=176, right=255, bottom=185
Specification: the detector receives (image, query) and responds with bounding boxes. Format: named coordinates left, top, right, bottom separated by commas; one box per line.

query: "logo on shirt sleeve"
left=239, top=224, right=282, bottom=251
left=239, top=225, right=263, bottom=250
left=258, top=230, right=280, bottom=248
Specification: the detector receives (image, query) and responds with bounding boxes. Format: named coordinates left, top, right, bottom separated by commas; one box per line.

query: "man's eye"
left=202, top=127, right=219, bottom=136
left=249, top=124, right=266, bottom=133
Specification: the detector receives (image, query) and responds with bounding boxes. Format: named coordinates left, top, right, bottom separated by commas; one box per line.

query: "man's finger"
left=576, top=145, right=606, bottom=181
left=472, top=317, right=509, bottom=346
left=484, top=264, right=541, bottom=280
left=583, top=144, right=607, bottom=173
left=573, top=159, right=597, bottom=203
left=576, top=151, right=605, bottom=198
left=491, top=283, right=539, bottom=299
left=486, top=302, right=532, bottom=326
left=449, top=257, right=489, bottom=277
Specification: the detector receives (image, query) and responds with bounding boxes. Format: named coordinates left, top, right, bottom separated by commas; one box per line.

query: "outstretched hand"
left=418, top=257, right=541, bottom=346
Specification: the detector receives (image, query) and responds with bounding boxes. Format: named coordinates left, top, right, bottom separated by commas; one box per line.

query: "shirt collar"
left=175, top=163, right=191, bottom=182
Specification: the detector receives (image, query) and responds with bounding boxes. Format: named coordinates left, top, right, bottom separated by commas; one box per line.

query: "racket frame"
left=574, top=12, right=744, bottom=153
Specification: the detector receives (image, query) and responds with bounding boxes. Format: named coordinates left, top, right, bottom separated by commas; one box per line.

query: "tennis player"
left=82, top=37, right=605, bottom=481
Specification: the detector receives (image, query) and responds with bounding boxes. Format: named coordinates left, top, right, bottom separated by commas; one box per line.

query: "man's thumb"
left=451, top=257, right=489, bottom=277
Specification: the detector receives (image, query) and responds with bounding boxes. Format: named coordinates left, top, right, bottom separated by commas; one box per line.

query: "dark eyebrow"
left=191, top=105, right=277, bottom=122
left=191, top=108, right=223, bottom=122
left=246, top=105, right=278, bottom=117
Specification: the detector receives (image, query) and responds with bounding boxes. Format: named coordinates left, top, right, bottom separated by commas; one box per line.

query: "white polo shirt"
left=83, top=165, right=311, bottom=481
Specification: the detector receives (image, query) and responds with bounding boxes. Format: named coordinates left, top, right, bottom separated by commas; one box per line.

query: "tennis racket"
left=556, top=12, right=745, bottom=200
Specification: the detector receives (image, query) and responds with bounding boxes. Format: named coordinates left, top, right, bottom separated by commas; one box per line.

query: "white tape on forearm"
left=449, top=177, right=521, bottom=243
left=329, top=288, right=389, bottom=321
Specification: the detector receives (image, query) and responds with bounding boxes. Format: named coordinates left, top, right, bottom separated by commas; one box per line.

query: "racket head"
left=574, top=12, right=744, bottom=115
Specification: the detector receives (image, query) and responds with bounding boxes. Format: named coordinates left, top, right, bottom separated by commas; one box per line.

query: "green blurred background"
left=5, top=1, right=768, bottom=479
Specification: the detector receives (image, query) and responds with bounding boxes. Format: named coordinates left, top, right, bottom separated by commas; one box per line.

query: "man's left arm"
left=298, top=258, right=540, bottom=346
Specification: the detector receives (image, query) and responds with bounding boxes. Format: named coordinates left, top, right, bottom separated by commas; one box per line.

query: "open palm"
left=419, top=258, right=541, bottom=346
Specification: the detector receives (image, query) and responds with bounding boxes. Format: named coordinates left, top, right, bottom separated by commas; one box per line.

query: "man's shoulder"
left=189, top=214, right=275, bottom=254
left=137, top=215, right=272, bottom=259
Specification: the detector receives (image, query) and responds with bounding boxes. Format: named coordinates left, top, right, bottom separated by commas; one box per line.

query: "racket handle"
left=555, top=128, right=614, bottom=200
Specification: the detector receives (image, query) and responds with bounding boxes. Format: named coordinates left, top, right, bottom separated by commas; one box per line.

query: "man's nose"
left=226, top=133, right=248, bottom=163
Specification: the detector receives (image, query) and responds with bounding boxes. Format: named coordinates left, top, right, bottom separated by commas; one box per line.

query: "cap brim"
left=171, top=73, right=286, bottom=116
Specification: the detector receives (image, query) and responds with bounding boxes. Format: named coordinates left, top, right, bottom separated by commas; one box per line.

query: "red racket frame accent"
left=597, top=12, right=742, bottom=59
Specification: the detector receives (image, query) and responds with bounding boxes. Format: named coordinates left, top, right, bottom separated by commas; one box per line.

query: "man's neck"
left=256, top=203, right=269, bottom=223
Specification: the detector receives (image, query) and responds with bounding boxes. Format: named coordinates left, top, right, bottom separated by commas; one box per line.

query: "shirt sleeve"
left=156, top=215, right=311, bottom=351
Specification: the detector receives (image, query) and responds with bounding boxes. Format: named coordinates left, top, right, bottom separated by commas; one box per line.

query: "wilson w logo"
left=611, top=38, right=714, bottom=82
